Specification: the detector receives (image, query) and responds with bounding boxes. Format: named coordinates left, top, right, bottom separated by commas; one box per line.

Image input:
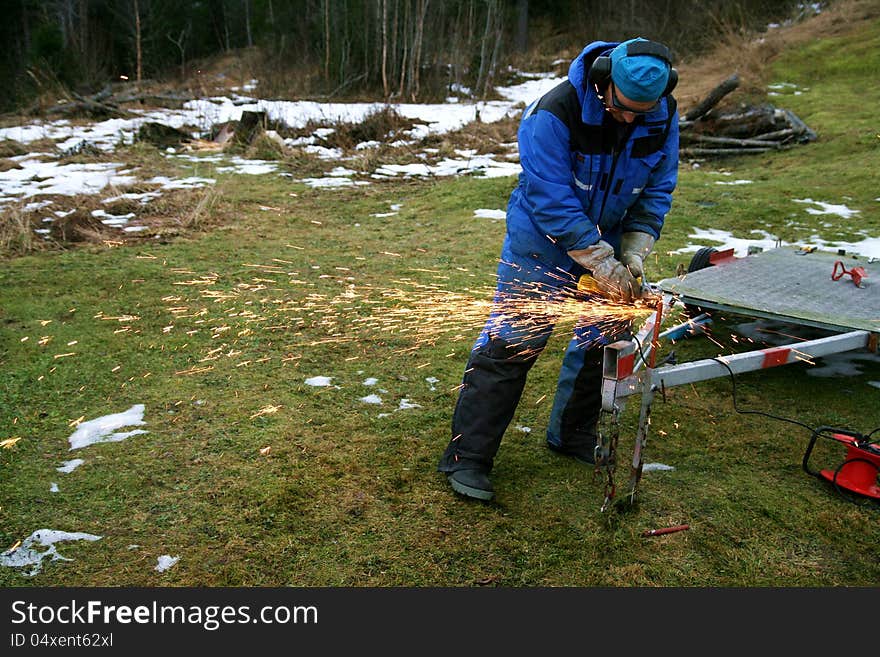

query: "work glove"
left=619, top=231, right=656, bottom=281
left=568, top=240, right=638, bottom=303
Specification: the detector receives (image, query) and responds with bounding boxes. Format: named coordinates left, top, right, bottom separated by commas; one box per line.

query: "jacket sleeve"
left=621, top=104, right=679, bottom=240
left=517, top=107, right=601, bottom=251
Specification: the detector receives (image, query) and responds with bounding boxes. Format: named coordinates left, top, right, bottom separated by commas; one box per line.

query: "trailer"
left=596, top=245, right=880, bottom=511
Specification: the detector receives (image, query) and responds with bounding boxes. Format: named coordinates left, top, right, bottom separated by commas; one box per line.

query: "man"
left=437, top=37, right=679, bottom=501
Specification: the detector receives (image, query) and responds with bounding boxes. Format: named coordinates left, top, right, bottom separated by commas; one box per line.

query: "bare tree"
left=381, top=0, right=389, bottom=98
left=410, top=0, right=429, bottom=100
left=515, top=0, right=528, bottom=53
left=324, top=0, right=331, bottom=81
left=244, top=0, right=253, bottom=48
left=133, top=0, right=142, bottom=82
left=167, top=26, right=189, bottom=79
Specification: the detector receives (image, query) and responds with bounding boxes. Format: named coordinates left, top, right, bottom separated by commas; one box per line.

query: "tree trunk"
left=515, top=0, right=528, bottom=54
left=78, top=0, right=87, bottom=56
left=410, top=0, right=429, bottom=101
left=324, top=0, right=331, bottom=81
left=244, top=0, right=253, bottom=47
left=134, top=0, right=142, bottom=83
left=397, top=0, right=410, bottom=98
left=235, top=110, right=267, bottom=145
left=475, top=0, right=495, bottom=99
left=21, top=0, right=31, bottom=54
left=381, top=0, right=389, bottom=98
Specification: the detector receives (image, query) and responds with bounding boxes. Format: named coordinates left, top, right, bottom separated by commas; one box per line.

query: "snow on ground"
left=3, top=406, right=151, bottom=577
left=68, top=404, right=148, bottom=450
left=0, top=530, right=102, bottom=577
left=155, top=555, right=180, bottom=572
left=56, top=458, right=85, bottom=473
left=3, top=71, right=874, bottom=262
left=0, top=72, right=562, bottom=212
left=642, top=463, right=676, bottom=472
left=672, top=223, right=880, bottom=260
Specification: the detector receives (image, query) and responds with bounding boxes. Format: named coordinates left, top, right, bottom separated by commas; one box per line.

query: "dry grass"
left=675, top=0, right=880, bottom=113
left=425, top=114, right=520, bottom=156
left=287, top=106, right=419, bottom=151
left=0, top=139, right=29, bottom=158
left=0, top=158, right=23, bottom=172
left=0, top=206, right=44, bottom=256
left=0, top=183, right=230, bottom=257
left=48, top=208, right=111, bottom=243
left=181, top=187, right=222, bottom=231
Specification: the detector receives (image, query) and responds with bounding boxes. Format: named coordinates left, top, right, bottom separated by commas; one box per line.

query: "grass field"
left=1, top=8, right=879, bottom=587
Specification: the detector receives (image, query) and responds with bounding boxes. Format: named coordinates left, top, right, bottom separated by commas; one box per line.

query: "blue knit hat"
left=610, top=38, right=670, bottom=102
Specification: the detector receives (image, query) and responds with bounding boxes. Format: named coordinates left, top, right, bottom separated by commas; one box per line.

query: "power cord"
left=627, top=331, right=879, bottom=440
left=709, top=356, right=880, bottom=440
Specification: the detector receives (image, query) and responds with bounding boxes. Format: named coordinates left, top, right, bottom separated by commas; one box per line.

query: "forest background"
left=2, top=0, right=812, bottom=113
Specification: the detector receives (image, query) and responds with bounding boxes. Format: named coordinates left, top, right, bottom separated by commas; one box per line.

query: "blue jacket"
left=505, top=40, right=679, bottom=267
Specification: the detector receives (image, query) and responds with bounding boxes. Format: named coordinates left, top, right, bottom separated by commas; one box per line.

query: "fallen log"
left=45, top=95, right=132, bottom=119
left=683, top=74, right=740, bottom=122
left=681, top=146, right=779, bottom=156
left=750, top=127, right=798, bottom=141
left=679, top=133, right=785, bottom=148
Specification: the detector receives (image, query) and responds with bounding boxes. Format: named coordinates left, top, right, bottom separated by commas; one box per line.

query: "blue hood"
left=567, top=41, right=618, bottom=114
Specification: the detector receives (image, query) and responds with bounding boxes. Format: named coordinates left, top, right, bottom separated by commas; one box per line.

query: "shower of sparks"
left=129, top=258, right=660, bottom=373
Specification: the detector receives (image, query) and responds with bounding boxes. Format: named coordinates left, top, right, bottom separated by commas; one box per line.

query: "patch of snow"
left=669, top=228, right=781, bottom=257
left=305, top=376, right=333, bottom=387
left=359, top=394, right=383, bottom=405
left=155, top=555, right=180, bottom=572
left=793, top=198, right=860, bottom=219
left=68, top=404, right=148, bottom=450
left=56, top=459, right=85, bottom=473
left=0, top=529, right=102, bottom=576
left=642, top=462, right=675, bottom=472
left=474, top=208, right=506, bottom=219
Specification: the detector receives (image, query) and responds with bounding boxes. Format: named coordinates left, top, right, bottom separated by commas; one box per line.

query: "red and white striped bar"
left=604, top=329, right=872, bottom=407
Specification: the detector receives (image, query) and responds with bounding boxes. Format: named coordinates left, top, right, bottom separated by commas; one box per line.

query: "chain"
left=595, top=412, right=620, bottom=512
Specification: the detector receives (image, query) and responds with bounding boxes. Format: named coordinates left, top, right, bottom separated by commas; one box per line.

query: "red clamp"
left=831, top=261, right=867, bottom=288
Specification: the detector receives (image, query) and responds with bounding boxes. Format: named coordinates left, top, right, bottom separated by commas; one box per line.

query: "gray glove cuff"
left=620, top=232, right=656, bottom=259
left=567, top=240, right=615, bottom=270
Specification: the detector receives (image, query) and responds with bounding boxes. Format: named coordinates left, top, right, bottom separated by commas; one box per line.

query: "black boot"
left=447, top=469, right=494, bottom=501
left=547, top=434, right=598, bottom=465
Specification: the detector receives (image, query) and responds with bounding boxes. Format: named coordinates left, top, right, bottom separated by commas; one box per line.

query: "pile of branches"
left=678, top=74, right=817, bottom=157
left=41, top=83, right=190, bottom=119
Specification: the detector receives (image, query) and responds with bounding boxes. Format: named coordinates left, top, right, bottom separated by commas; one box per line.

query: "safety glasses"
left=607, top=83, right=659, bottom=115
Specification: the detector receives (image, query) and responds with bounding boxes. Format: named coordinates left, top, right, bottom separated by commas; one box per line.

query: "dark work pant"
left=437, top=334, right=605, bottom=474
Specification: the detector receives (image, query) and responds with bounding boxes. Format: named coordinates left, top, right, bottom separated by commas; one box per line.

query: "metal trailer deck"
left=597, top=246, right=879, bottom=510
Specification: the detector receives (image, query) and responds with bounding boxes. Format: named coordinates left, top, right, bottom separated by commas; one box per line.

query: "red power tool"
left=802, top=427, right=880, bottom=501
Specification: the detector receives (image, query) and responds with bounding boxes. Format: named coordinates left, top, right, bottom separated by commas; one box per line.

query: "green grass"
left=2, top=20, right=879, bottom=587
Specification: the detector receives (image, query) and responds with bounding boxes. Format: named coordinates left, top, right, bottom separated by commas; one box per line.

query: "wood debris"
left=679, top=74, right=817, bottom=157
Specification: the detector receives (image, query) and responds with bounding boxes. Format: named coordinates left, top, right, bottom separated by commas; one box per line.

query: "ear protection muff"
left=587, top=40, right=678, bottom=97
